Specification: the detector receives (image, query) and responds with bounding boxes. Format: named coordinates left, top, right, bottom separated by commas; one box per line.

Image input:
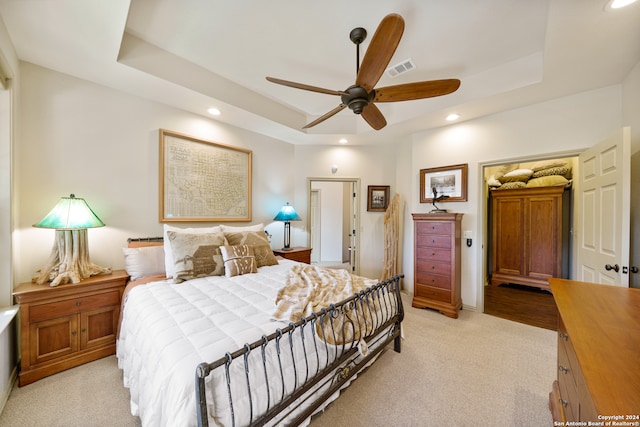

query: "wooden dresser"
left=549, top=278, right=640, bottom=423
left=412, top=213, right=463, bottom=318
left=13, top=270, right=129, bottom=386
left=273, top=247, right=312, bottom=264
left=490, top=186, right=568, bottom=291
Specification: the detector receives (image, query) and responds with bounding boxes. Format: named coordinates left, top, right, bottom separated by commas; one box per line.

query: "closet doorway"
left=307, top=178, right=360, bottom=275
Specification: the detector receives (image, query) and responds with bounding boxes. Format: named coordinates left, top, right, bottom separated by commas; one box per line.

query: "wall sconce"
left=33, top=194, right=111, bottom=286
left=273, top=202, right=301, bottom=250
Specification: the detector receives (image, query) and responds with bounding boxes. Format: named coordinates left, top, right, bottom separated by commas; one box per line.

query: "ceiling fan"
left=266, top=13, right=461, bottom=131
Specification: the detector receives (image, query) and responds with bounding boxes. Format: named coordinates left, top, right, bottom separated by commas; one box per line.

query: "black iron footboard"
left=195, top=274, right=404, bottom=427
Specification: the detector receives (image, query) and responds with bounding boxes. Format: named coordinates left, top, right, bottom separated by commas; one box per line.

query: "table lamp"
left=273, top=202, right=301, bottom=250
left=33, top=194, right=111, bottom=286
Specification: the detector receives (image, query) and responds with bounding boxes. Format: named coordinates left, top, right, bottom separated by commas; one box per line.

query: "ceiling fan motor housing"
left=342, top=85, right=374, bottom=114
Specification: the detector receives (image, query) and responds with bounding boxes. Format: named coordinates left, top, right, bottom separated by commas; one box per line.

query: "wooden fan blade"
left=374, top=79, right=461, bottom=102
left=303, top=104, right=347, bottom=129
left=361, top=103, right=387, bottom=130
left=266, top=77, right=347, bottom=96
left=355, top=13, right=405, bottom=92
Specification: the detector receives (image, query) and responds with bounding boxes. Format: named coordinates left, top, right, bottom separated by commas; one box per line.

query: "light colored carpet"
left=0, top=294, right=556, bottom=426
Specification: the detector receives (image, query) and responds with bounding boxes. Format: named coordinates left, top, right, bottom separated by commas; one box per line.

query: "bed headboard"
left=127, top=237, right=164, bottom=248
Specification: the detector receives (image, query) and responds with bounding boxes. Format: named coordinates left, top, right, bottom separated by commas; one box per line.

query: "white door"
left=576, top=127, right=631, bottom=286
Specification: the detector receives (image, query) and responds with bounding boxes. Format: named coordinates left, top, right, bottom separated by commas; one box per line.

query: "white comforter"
left=117, top=259, right=304, bottom=427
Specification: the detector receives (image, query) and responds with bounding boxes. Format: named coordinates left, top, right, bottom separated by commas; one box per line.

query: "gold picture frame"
left=420, top=163, right=468, bottom=203
left=159, top=129, right=252, bottom=222
left=367, top=185, right=390, bottom=212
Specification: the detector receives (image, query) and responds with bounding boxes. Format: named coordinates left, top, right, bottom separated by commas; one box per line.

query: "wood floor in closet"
left=484, top=283, right=558, bottom=331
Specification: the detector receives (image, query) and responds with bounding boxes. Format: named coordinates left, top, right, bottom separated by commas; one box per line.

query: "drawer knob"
left=559, top=332, right=568, bottom=341
left=81, top=328, right=87, bottom=333
left=76, top=301, right=82, bottom=307
left=558, top=365, right=569, bottom=374
left=560, top=399, right=568, bottom=408
left=71, top=330, right=77, bottom=336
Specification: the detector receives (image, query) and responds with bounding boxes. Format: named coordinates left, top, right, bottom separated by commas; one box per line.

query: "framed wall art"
left=367, top=185, right=390, bottom=212
left=159, top=129, right=252, bottom=222
left=420, top=163, right=468, bottom=203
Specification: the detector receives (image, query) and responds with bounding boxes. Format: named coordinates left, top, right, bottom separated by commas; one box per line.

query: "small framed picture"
left=420, top=163, right=468, bottom=203
left=367, top=185, right=390, bottom=212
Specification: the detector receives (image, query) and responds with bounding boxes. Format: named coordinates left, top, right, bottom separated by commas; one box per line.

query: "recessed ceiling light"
left=339, top=138, right=348, bottom=144
left=604, top=0, right=637, bottom=9
left=207, top=107, right=221, bottom=116
left=446, top=113, right=460, bottom=121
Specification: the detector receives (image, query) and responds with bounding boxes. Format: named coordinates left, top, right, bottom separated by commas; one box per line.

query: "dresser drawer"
left=416, top=234, right=451, bottom=249
left=415, top=284, right=450, bottom=303
left=557, top=342, right=578, bottom=421
left=416, top=247, right=451, bottom=263
left=416, top=272, right=451, bottom=290
left=29, top=290, right=121, bottom=323
left=417, top=221, right=452, bottom=235
left=416, top=260, right=451, bottom=277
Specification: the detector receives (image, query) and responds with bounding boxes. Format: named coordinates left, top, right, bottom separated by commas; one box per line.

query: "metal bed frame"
left=195, top=274, right=404, bottom=427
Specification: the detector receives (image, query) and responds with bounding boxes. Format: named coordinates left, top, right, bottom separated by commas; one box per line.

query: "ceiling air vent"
left=386, top=58, right=416, bottom=78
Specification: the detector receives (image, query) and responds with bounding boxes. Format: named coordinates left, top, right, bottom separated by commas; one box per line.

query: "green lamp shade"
left=34, top=194, right=105, bottom=230
left=273, top=202, right=301, bottom=222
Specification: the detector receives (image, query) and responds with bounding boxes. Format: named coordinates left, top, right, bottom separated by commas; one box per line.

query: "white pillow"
left=163, top=224, right=224, bottom=278
left=123, top=246, right=166, bottom=281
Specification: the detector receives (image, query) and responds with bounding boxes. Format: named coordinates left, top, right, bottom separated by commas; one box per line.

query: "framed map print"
left=159, top=129, right=252, bottom=222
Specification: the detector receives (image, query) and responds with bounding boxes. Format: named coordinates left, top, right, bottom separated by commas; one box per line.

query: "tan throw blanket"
left=273, top=265, right=377, bottom=345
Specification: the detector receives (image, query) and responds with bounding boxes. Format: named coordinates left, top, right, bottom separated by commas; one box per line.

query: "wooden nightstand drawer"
left=415, top=284, right=450, bottom=303
left=29, top=290, right=120, bottom=322
left=273, top=247, right=312, bottom=264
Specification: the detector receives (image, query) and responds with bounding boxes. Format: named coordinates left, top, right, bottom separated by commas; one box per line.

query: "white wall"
left=14, top=63, right=295, bottom=284
left=402, top=85, right=622, bottom=310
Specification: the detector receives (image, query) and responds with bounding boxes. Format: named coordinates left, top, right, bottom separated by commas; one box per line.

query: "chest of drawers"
left=412, top=213, right=463, bottom=318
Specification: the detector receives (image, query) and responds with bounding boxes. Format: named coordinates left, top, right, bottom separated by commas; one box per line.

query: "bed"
left=116, top=225, right=404, bottom=427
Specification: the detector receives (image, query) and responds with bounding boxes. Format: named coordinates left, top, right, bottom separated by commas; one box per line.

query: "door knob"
left=605, top=264, right=620, bottom=273
left=631, top=266, right=639, bottom=274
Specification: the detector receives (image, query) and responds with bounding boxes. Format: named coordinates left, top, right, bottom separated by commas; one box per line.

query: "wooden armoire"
left=490, top=185, right=569, bottom=291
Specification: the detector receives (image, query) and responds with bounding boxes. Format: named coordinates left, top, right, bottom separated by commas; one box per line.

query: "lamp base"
left=280, top=247, right=293, bottom=251
left=33, top=229, right=111, bottom=287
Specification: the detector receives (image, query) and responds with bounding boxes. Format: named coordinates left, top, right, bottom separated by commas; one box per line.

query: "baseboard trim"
left=0, top=365, right=17, bottom=415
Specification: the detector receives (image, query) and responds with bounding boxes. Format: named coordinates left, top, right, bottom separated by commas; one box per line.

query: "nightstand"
left=12, top=270, right=129, bottom=386
left=273, top=247, right=312, bottom=264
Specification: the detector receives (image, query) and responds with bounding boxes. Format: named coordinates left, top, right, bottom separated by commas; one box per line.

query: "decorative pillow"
left=163, top=224, right=224, bottom=278
left=496, top=181, right=527, bottom=190
left=166, top=230, right=226, bottom=283
left=223, top=227, right=279, bottom=267
left=498, top=168, right=533, bottom=183
left=526, top=176, right=569, bottom=188
left=487, top=175, right=502, bottom=187
left=123, top=246, right=165, bottom=281
left=530, top=159, right=568, bottom=172
left=221, top=245, right=257, bottom=277
left=531, top=166, right=571, bottom=178
left=493, top=164, right=519, bottom=180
